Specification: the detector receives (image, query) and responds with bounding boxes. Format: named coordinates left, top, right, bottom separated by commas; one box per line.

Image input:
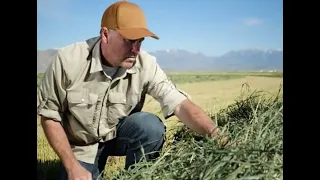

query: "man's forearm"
left=174, top=99, right=220, bottom=137
left=41, top=117, right=80, bottom=171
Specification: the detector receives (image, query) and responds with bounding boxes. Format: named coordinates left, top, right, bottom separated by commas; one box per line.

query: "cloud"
left=242, top=18, right=263, bottom=26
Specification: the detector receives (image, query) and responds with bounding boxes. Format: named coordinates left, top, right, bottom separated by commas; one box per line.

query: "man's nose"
left=131, top=41, right=141, bottom=55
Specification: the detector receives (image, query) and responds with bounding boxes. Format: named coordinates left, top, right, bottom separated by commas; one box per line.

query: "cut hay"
left=109, top=86, right=283, bottom=180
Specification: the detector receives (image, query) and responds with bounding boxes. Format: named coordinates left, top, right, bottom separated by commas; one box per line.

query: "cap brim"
left=117, top=28, right=159, bottom=40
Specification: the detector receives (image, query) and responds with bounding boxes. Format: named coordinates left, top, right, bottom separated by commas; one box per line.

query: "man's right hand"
left=67, top=163, right=92, bottom=180
left=40, top=117, right=92, bottom=180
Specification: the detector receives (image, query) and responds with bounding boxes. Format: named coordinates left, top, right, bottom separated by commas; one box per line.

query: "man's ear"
left=100, top=27, right=109, bottom=42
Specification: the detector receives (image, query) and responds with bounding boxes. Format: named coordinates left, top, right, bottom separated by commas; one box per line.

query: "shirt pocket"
left=107, top=92, right=140, bottom=125
left=67, top=91, right=99, bottom=127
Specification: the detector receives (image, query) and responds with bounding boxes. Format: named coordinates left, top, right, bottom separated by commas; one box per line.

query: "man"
left=37, top=1, right=223, bottom=180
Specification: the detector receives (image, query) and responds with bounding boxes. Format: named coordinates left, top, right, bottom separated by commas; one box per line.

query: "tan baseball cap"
left=101, top=1, right=159, bottom=40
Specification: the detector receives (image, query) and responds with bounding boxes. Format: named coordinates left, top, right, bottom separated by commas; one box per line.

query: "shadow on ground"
left=37, top=159, right=62, bottom=180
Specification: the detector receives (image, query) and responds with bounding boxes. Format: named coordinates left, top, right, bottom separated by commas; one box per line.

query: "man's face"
left=101, top=29, right=144, bottom=68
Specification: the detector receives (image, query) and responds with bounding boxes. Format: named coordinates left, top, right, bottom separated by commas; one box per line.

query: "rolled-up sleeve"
left=147, top=57, right=191, bottom=119
left=37, top=51, right=68, bottom=121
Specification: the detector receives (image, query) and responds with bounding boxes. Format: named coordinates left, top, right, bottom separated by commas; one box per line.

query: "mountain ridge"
left=37, top=48, right=283, bottom=73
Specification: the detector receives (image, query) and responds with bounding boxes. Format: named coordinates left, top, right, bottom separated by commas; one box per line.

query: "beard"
left=120, top=57, right=136, bottom=69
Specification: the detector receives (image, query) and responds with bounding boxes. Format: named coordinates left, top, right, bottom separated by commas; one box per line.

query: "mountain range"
left=37, top=48, right=283, bottom=73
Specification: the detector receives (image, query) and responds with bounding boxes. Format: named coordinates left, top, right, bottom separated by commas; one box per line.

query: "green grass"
left=38, top=73, right=44, bottom=87
left=37, top=71, right=283, bottom=86
left=37, top=159, right=61, bottom=180
left=108, top=86, right=283, bottom=180
left=166, top=71, right=282, bottom=84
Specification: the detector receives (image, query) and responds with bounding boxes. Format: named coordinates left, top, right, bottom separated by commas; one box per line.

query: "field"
left=37, top=71, right=283, bottom=180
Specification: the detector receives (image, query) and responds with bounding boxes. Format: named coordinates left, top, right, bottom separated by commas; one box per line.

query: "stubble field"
left=37, top=71, right=283, bottom=180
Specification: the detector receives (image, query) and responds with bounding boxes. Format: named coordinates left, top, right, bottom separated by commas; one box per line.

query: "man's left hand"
left=210, top=127, right=229, bottom=146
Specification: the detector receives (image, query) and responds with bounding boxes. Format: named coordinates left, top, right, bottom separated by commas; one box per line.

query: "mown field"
left=37, top=71, right=283, bottom=180
left=37, top=71, right=282, bottom=87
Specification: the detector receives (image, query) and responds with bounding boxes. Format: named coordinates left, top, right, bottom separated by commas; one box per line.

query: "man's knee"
left=125, top=112, right=166, bottom=166
left=127, top=112, right=166, bottom=140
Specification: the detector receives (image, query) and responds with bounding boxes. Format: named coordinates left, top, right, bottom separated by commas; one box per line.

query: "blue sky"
left=37, top=0, right=283, bottom=56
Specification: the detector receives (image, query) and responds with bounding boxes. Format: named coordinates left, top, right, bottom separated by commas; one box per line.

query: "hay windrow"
left=109, top=86, right=283, bottom=180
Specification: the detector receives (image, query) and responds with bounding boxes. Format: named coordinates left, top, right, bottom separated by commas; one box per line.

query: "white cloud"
left=242, top=18, right=263, bottom=26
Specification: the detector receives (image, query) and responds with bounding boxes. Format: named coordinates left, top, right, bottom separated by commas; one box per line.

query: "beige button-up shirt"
left=37, top=36, right=190, bottom=164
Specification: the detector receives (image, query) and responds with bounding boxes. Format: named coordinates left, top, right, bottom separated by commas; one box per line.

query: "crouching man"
left=37, top=1, right=223, bottom=180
